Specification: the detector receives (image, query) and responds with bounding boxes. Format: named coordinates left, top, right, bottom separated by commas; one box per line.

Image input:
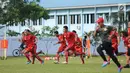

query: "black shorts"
left=127, top=49, right=130, bottom=56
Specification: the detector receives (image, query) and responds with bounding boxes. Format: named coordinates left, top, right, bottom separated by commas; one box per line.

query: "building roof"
left=40, top=0, right=130, bottom=9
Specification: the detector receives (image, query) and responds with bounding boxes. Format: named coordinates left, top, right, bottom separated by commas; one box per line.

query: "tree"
left=0, top=0, right=49, bottom=26
left=41, top=26, right=59, bottom=37
left=6, top=30, right=20, bottom=36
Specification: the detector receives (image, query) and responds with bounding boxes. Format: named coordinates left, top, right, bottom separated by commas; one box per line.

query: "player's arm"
left=35, top=36, right=38, bottom=44
left=117, top=33, right=120, bottom=45
left=93, top=26, right=99, bottom=37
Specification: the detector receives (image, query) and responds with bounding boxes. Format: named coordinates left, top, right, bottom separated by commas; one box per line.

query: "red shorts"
left=75, top=46, right=83, bottom=54
left=57, top=45, right=66, bottom=53
left=112, top=43, right=118, bottom=50
left=65, top=44, right=75, bottom=52
left=25, top=45, right=37, bottom=54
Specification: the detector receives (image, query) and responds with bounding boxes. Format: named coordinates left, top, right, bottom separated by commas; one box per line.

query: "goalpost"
left=0, top=25, right=8, bottom=60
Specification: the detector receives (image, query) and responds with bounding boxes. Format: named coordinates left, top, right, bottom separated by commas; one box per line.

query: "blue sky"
left=39, top=0, right=130, bottom=8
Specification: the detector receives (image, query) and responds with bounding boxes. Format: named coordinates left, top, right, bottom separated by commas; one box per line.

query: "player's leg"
left=124, top=49, right=130, bottom=68
left=33, top=45, right=44, bottom=64
left=79, top=49, right=85, bottom=64
left=63, top=44, right=74, bottom=64
left=22, top=48, right=31, bottom=64
left=97, top=44, right=108, bottom=67
left=36, top=50, right=45, bottom=55
left=104, top=42, right=122, bottom=72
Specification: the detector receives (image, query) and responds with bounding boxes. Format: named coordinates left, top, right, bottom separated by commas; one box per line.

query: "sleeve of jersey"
left=59, top=36, right=64, bottom=43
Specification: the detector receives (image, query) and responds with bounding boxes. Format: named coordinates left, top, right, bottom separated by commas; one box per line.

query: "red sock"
left=32, top=55, right=35, bottom=64
left=65, top=51, right=68, bottom=63
left=24, top=53, right=31, bottom=62
left=36, top=55, right=42, bottom=63
left=56, top=53, right=60, bottom=62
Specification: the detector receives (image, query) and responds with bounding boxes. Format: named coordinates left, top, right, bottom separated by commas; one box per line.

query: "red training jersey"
left=23, top=34, right=36, bottom=46
left=63, top=32, right=75, bottom=45
left=57, top=34, right=66, bottom=46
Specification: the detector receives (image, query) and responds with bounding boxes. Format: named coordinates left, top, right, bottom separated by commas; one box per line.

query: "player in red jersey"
left=54, top=31, right=66, bottom=64
left=108, top=27, right=119, bottom=63
left=123, top=22, right=130, bottom=68
left=62, top=26, right=76, bottom=64
left=22, top=29, right=44, bottom=64
left=72, top=30, right=85, bottom=64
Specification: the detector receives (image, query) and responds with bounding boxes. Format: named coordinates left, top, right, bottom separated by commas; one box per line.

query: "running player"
left=108, top=27, right=119, bottom=63
left=123, top=22, right=130, bottom=68
left=22, top=29, right=44, bottom=64
left=72, top=30, right=85, bottom=64
left=54, top=31, right=66, bottom=64
left=62, top=26, right=76, bottom=64
left=94, top=17, right=122, bottom=72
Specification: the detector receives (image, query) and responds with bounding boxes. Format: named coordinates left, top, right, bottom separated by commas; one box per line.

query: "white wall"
left=0, top=37, right=127, bottom=56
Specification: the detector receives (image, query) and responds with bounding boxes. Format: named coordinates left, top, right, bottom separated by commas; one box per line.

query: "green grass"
left=0, top=56, right=130, bottom=73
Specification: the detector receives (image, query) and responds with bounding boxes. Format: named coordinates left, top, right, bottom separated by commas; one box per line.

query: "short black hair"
left=72, top=30, right=77, bottom=33
left=54, top=31, right=59, bottom=34
left=63, top=26, right=68, bottom=30
left=121, top=31, right=128, bottom=37
left=25, top=29, right=31, bottom=32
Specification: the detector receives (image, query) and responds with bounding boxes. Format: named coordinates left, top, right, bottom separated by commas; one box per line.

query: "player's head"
left=22, top=32, right=25, bottom=36
left=54, top=31, right=59, bottom=37
left=113, top=27, right=117, bottom=31
left=24, top=29, right=31, bottom=35
left=72, top=30, right=77, bottom=34
left=121, top=31, right=128, bottom=37
left=63, top=26, right=68, bottom=33
left=96, top=17, right=104, bottom=27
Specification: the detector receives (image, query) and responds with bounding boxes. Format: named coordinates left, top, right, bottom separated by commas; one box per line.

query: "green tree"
left=6, top=30, right=20, bottom=36
left=41, top=26, right=59, bottom=37
left=0, top=0, right=49, bottom=26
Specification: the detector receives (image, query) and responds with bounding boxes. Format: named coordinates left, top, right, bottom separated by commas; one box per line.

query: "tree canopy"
left=0, top=0, right=49, bottom=25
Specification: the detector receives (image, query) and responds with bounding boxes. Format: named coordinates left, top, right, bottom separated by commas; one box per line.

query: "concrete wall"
left=0, top=37, right=127, bottom=56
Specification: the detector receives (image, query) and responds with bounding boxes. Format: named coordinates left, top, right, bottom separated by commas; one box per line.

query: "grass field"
left=0, top=56, right=130, bottom=73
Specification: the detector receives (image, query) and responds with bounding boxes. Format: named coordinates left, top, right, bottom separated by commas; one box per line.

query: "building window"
left=39, top=18, right=42, bottom=25
left=104, top=13, right=109, bottom=23
left=90, top=14, right=95, bottom=23
left=57, top=15, right=62, bottom=24
left=64, top=15, right=67, bottom=24
left=21, top=21, right=25, bottom=26
left=84, top=14, right=89, bottom=24
left=70, top=15, right=75, bottom=24
left=50, top=15, right=54, bottom=19
left=84, top=14, right=86, bottom=24
left=28, top=19, right=30, bottom=26
left=15, top=23, right=18, bottom=26
left=77, top=15, right=81, bottom=24
left=33, top=20, right=37, bottom=25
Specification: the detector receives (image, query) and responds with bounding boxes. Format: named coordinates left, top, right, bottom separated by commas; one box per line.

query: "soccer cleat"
left=39, top=50, right=45, bottom=55
left=124, top=64, right=130, bottom=68
left=41, top=60, right=44, bottom=64
left=26, top=61, right=31, bottom=64
left=118, top=66, right=123, bottom=73
left=102, top=61, right=108, bottom=67
left=62, top=61, right=68, bottom=64
left=54, top=61, right=59, bottom=64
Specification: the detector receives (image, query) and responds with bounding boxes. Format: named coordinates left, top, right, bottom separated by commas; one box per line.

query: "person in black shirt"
left=94, top=17, right=122, bottom=73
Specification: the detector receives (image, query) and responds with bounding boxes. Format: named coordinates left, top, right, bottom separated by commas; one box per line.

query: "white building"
left=7, top=0, right=130, bottom=37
